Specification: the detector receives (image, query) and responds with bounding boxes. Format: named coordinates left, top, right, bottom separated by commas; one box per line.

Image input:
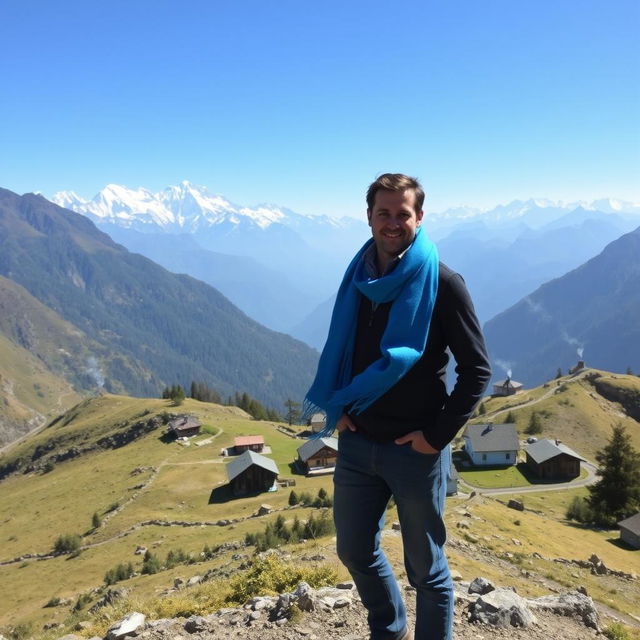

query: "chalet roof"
left=525, top=439, right=586, bottom=464
left=493, top=379, right=523, bottom=388
left=227, top=450, right=279, bottom=482
left=169, top=416, right=201, bottom=432
left=464, top=423, right=519, bottom=452
left=297, top=437, right=338, bottom=461
left=617, top=512, right=640, bottom=535
left=234, top=435, right=265, bottom=447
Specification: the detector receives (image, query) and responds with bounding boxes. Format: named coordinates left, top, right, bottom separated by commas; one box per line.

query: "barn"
left=226, top=451, right=279, bottom=496
left=525, top=439, right=585, bottom=480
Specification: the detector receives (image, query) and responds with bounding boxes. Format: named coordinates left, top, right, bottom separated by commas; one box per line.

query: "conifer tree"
left=588, top=424, right=640, bottom=527
left=284, top=398, right=301, bottom=425
left=525, top=411, right=542, bottom=435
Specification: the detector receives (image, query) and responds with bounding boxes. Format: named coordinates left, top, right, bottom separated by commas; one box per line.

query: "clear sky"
left=1, top=0, right=638, bottom=217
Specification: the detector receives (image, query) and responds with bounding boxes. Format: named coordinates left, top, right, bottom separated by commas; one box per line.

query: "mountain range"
left=52, top=184, right=640, bottom=342
left=0, top=187, right=318, bottom=417
left=484, top=225, right=640, bottom=385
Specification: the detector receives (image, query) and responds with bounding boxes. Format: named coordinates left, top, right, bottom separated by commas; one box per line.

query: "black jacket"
left=348, top=262, right=491, bottom=450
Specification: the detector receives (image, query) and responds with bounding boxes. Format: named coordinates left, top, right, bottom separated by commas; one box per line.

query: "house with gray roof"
left=226, top=450, right=279, bottom=496
left=525, top=438, right=585, bottom=480
left=463, top=423, right=519, bottom=466
left=617, top=512, right=640, bottom=549
left=297, top=437, right=338, bottom=475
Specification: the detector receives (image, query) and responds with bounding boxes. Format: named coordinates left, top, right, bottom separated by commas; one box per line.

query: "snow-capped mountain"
left=52, top=180, right=362, bottom=238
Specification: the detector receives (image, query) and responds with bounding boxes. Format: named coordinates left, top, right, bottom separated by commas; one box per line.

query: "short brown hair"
left=366, top=173, right=425, bottom=214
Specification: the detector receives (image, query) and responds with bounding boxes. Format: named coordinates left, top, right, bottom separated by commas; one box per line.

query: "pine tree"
left=284, top=398, right=301, bottom=426
left=477, top=402, right=486, bottom=416
left=525, top=411, right=542, bottom=435
left=91, top=512, right=102, bottom=529
left=588, top=424, right=640, bottom=527
left=555, top=367, right=563, bottom=379
left=288, top=490, right=299, bottom=506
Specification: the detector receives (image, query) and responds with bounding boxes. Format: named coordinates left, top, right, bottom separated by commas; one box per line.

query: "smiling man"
left=304, top=173, right=491, bottom=640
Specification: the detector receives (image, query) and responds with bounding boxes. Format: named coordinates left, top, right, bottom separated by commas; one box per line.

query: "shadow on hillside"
left=208, top=485, right=274, bottom=504
left=606, top=537, right=637, bottom=551
left=288, top=461, right=307, bottom=476
left=158, top=432, right=176, bottom=444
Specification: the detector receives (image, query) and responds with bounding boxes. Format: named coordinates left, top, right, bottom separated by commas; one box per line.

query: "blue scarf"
left=303, top=226, right=439, bottom=437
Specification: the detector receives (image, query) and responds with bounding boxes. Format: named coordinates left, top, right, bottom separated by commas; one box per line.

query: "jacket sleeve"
left=426, top=272, right=491, bottom=450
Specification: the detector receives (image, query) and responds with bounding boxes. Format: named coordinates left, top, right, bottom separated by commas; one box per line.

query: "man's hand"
left=336, top=413, right=357, bottom=433
left=395, top=430, right=438, bottom=454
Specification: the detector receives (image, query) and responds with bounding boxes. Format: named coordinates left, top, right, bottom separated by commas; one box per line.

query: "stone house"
left=463, top=423, right=519, bottom=466
left=226, top=450, right=279, bottom=496
left=492, top=377, right=524, bottom=397
left=309, top=413, right=326, bottom=433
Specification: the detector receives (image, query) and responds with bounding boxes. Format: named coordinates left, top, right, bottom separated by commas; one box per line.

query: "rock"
left=174, top=577, right=185, bottom=588
left=186, top=575, right=202, bottom=586
left=507, top=499, right=525, bottom=511
left=450, top=569, right=463, bottom=581
left=135, top=546, right=147, bottom=555
left=256, top=504, right=272, bottom=516
left=336, top=581, right=355, bottom=590
left=469, top=588, right=536, bottom=628
left=528, top=591, right=600, bottom=630
left=56, top=635, right=83, bottom=640
left=89, top=588, right=128, bottom=614
left=511, top=538, right=522, bottom=546
left=107, top=611, right=146, bottom=639
left=334, top=597, right=351, bottom=609
left=184, top=615, right=208, bottom=633
left=468, top=577, right=495, bottom=595
left=391, top=522, right=401, bottom=531
left=294, top=581, right=315, bottom=611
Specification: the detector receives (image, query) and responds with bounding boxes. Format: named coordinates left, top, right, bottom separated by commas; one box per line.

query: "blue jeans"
left=333, top=430, right=453, bottom=640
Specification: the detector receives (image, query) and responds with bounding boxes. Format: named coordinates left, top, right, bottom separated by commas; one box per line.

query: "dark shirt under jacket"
left=348, top=262, right=491, bottom=451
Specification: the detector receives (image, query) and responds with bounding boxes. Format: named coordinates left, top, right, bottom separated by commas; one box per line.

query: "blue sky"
left=1, top=0, right=638, bottom=217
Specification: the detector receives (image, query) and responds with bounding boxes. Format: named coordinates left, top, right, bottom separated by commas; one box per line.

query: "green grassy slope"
left=1, top=379, right=639, bottom=635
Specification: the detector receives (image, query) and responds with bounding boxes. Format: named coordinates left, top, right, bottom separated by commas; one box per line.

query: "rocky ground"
left=65, top=577, right=616, bottom=640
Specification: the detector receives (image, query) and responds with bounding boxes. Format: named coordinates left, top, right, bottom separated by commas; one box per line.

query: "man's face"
left=367, top=189, right=423, bottom=267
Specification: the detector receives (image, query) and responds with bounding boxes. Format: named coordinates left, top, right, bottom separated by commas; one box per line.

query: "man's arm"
left=427, top=272, right=491, bottom=451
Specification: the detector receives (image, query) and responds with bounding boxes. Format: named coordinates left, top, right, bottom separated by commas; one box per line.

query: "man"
left=304, top=174, right=491, bottom=640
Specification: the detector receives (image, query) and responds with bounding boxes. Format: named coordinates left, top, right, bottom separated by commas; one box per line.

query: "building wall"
left=526, top=453, right=580, bottom=479
left=231, top=466, right=276, bottom=496
left=620, top=528, right=640, bottom=550
left=469, top=450, right=516, bottom=466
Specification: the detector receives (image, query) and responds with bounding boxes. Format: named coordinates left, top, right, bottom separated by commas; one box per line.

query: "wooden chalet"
left=463, top=423, right=519, bottom=466
left=524, top=438, right=585, bottom=479
left=226, top=450, right=279, bottom=496
left=168, top=415, right=201, bottom=438
left=297, top=437, right=338, bottom=474
left=234, top=435, right=265, bottom=454
left=617, top=512, right=640, bottom=549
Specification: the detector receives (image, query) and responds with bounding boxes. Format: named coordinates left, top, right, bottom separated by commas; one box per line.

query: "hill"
left=0, top=187, right=318, bottom=412
left=483, top=226, right=640, bottom=387
left=470, top=369, right=640, bottom=461
left=0, top=381, right=638, bottom=637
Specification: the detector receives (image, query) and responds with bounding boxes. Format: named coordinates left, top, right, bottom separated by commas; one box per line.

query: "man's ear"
left=417, top=209, right=424, bottom=226
left=367, top=208, right=372, bottom=226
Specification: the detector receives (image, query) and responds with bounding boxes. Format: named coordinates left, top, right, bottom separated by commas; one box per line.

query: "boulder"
left=468, top=577, right=495, bottom=595
left=507, top=499, right=525, bottom=511
left=106, top=612, right=146, bottom=639
left=469, top=588, right=536, bottom=628
left=528, top=591, right=600, bottom=631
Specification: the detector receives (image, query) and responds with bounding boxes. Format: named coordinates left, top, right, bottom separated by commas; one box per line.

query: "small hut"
left=492, top=377, right=523, bottom=397
left=226, top=451, right=279, bottom=496
left=309, top=413, right=326, bottom=433
left=234, top=435, right=265, bottom=454
left=617, top=512, right=640, bottom=549
left=297, top=437, right=338, bottom=474
left=525, top=439, right=585, bottom=479
left=168, top=415, right=201, bottom=438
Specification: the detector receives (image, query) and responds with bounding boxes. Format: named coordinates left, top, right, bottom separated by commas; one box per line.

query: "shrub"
left=105, top=562, right=135, bottom=585
left=288, top=490, right=299, bottom=506
left=565, top=496, right=593, bottom=523
left=92, top=511, right=102, bottom=529
left=141, top=550, right=162, bottom=574
left=226, top=554, right=337, bottom=604
left=74, top=592, right=92, bottom=611
left=603, top=622, right=632, bottom=640
left=303, top=511, right=335, bottom=539
left=54, top=533, right=82, bottom=554
left=44, top=596, right=61, bottom=608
